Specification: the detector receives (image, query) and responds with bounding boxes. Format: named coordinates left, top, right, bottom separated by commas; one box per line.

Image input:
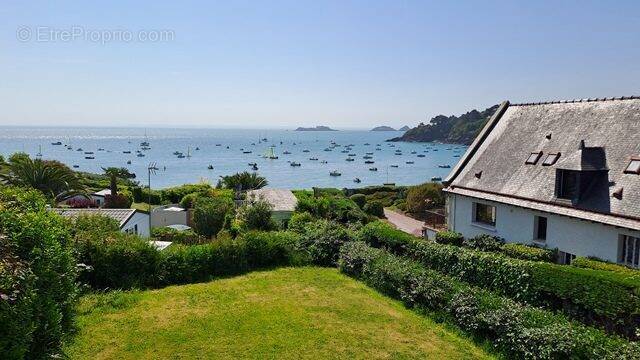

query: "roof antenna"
left=546, top=133, right=552, bottom=140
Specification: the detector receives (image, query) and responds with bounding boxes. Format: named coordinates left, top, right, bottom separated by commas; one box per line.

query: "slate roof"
left=247, top=189, right=298, bottom=212
left=444, top=97, right=640, bottom=231
left=51, top=208, right=138, bottom=228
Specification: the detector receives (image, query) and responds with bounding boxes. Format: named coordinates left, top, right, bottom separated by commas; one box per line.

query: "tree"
left=236, top=196, right=276, bottom=231
left=101, top=167, right=135, bottom=197
left=405, top=182, right=444, bottom=214
left=218, top=171, right=268, bottom=192
left=0, top=153, right=85, bottom=201
left=192, top=196, right=234, bottom=238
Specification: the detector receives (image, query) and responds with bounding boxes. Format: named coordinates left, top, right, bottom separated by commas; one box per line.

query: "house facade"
left=52, top=208, right=151, bottom=237
left=444, top=97, right=640, bottom=267
left=246, top=188, right=298, bottom=226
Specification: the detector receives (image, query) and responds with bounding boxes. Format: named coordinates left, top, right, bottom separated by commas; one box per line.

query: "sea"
left=0, top=127, right=466, bottom=189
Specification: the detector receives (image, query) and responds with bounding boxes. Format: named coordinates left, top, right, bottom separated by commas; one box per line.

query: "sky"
left=1, top=0, right=639, bottom=129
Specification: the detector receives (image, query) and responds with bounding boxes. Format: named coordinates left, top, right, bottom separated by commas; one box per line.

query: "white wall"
left=151, top=208, right=188, bottom=228
left=121, top=211, right=150, bottom=237
left=448, top=193, right=640, bottom=263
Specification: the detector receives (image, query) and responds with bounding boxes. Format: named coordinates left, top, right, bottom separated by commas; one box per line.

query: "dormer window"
left=624, top=158, right=640, bottom=174
left=557, top=169, right=579, bottom=200
left=526, top=152, right=542, bottom=165
left=543, top=153, right=561, bottom=166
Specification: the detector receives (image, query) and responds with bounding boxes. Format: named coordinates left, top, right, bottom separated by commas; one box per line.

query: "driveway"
left=383, top=208, right=424, bottom=237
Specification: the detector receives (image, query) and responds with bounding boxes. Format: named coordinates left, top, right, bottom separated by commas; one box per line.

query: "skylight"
left=624, top=159, right=640, bottom=174
left=525, top=152, right=542, bottom=165
left=543, top=153, right=561, bottom=166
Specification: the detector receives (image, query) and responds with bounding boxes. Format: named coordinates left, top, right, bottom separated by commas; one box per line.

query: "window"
left=525, top=152, right=542, bottom=165
left=557, top=170, right=579, bottom=200
left=534, top=216, right=547, bottom=241
left=542, top=153, right=561, bottom=166
left=624, top=159, right=640, bottom=174
left=559, top=251, right=575, bottom=265
left=619, top=235, right=640, bottom=268
left=473, top=202, right=496, bottom=227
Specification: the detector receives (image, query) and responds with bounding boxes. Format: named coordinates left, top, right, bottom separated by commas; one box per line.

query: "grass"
left=65, top=267, right=494, bottom=359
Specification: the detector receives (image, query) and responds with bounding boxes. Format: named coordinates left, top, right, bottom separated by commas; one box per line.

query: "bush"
left=0, top=187, right=77, bottom=359
left=192, top=196, right=234, bottom=238
left=349, top=194, right=366, bottom=208
left=160, top=183, right=213, bottom=204
left=297, top=220, right=354, bottom=266
left=287, top=212, right=314, bottom=233
left=501, top=243, right=557, bottom=262
left=151, top=227, right=205, bottom=245
left=463, top=234, right=504, bottom=252
left=573, top=257, right=640, bottom=278
left=236, top=196, right=277, bottom=232
left=360, top=221, right=640, bottom=339
left=405, top=182, right=444, bottom=214
left=358, top=221, right=417, bottom=254
left=295, top=192, right=369, bottom=224
left=241, top=231, right=305, bottom=268
left=363, top=200, right=384, bottom=217
left=104, top=193, right=133, bottom=208
left=435, top=230, right=463, bottom=246
left=338, top=242, right=640, bottom=359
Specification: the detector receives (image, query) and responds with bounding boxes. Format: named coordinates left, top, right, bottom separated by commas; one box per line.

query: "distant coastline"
left=295, top=126, right=337, bottom=131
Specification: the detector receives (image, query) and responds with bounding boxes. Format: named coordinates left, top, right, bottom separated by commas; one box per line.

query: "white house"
left=247, top=188, right=298, bottom=225
left=444, top=97, right=640, bottom=267
left=59, top=189, right=112, bottom=207
left=51, top=208, right=150, bottom=237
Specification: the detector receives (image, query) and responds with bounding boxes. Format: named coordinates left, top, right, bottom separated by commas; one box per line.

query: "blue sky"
left=1, top=0, right=639, bottom=129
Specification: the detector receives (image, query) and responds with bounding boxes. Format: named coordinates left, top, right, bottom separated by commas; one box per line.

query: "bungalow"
left=51, top=208, right=150, bottom=237
left=444, top=97, right=640, bottom=267
left=246, top=188, right=298, bottom=226
left=59, top=189, right=112, bottom=207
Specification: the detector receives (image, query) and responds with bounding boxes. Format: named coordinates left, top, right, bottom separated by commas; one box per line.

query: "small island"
left=371, top=126, right=397, bottom=131
left=295, top=126, right=337, bottom=131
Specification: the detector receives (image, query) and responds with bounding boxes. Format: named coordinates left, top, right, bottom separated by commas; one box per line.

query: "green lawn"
left=65, top=267, right=493, bottom=359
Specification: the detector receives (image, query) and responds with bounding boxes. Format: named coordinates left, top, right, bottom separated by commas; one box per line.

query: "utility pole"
left=147, top=162, right=159, bottom=236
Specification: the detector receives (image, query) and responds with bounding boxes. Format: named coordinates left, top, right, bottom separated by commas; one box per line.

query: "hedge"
left=0, top=187, right=78, bottom=359
left=572, top=257, right=640, bottom=281
left=338, top=242, right=640, bottom=359
left=358, top=221, right=640, bottom=339
left=501, top=243, right=557, bottom=263
left=76, top=230, right=307, bottom=290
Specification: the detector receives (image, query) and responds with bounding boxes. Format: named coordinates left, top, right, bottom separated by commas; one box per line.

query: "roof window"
left=525, top=152, right=542, bottom=165
left=624, top=158, right=640, bottom=174
left=542, top=153, right=561, bottom=166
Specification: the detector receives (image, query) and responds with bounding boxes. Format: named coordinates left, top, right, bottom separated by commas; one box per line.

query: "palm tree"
left=218, top=171, right=268, bottom=191
left=0, top=154, right=85, bottom=201
left=101, top=167, right=135, bottom=197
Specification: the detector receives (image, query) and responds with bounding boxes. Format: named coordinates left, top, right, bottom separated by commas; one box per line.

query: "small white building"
left=444, top=97, right=640, bottom=267
left=52, top=208, right=150, bottom=237
left=151, top=204, right=189, bottom=228
left=59, top=189, right=112, bottom=207
left=247, top=188, right=298, bottom=225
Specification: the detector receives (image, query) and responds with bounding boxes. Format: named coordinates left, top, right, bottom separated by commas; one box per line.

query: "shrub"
left=236, top=196, right=277, bottom=231
left=241, top=231, right=305, bottom=268
left=66, top=197, right=98, bottom=208
left=287, top=212, right=314, bottom=233
left=151, top=227, right=205, bottom=245
left=338, top=242, right=640, bottom=359
left=360, top=221, right=640, bottom=339
left=501, top=243, right=557, bottom=262
left=192, top=196, right=234, bottom=238
left=358, top=221, right=417, bottom=254
left=295, top=192, right=369, bottom=224
left=0, top=187, right=77, bottom=359
left=573, top=257, right=640, bottom=278
left=463, top=234, right=504, bottom=252
left=405, top=182, right=444, bottom=214
left=104, top=193, right=133, bottom=208
left=435, top=230, right=463, bottom=246
left=349, top=194, right=366, bottom=208
left=160, top=183, right=213, bottom=204
left=297, top=220, right=354, bottom=266
left=363, top=200, right=384, bottom=217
